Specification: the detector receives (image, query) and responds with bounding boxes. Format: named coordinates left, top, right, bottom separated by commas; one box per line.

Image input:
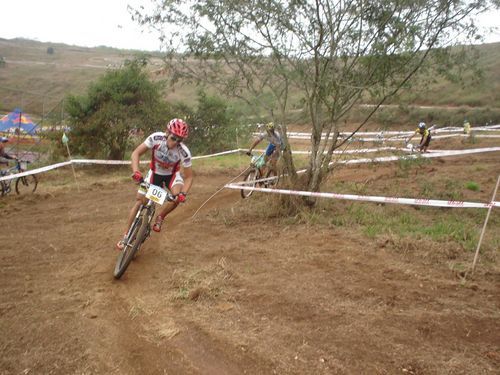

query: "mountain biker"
left=406, top=122, right=432, bottom=153
left=0, top=137, right=16, bottom=166
left=116, top=118, right=193, bottom=250
left=246, top=122, right=283, bottom=175
left=463, top=119, right=471, bottom=134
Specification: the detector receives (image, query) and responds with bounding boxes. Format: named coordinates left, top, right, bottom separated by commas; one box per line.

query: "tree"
left=65, top=58, right=170, bottom=159
left=132, top=0, right=497, bottom=197
left=189, top=90, right=247, bottom=154
left=0, top=56, right=5, bottom=68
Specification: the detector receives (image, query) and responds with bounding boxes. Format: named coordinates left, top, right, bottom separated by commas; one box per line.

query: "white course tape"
left=225, top=184, right=500, bottom=209
left=281, top=146, right=500, bottom=180
left=0, top=161, right=72, bottom=182
left=332, top=146, right=500, bottom=166
left=1, top=145, right=498, bottom=183
left=192, top=149, right=241, bottom=159
left=284, top=124, right=500, bottom=141
left=0, top=149, right=242, bottom=182
left=290, top=147, right=405, bottom=155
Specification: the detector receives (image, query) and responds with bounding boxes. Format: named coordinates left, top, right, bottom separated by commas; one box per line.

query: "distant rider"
left=0, top=137, right=16, bottom=166
left=463, top=119, right=471, bottom=135
left=246, top=122, right=283, bottom=175
left=407, top=122, right=432, bottom=153
left=116, top=118, right=193, bottom=250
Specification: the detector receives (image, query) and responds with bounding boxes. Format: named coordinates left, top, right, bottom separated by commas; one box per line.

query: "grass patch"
left=395, top=156, right=431, bottom=178
left=344, top=203, right=499, bottom=253
left=465, top=181, right=480, bottom=191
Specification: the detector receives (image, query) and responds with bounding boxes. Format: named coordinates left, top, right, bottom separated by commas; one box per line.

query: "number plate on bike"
left=145, top=184, right=168, bottom=205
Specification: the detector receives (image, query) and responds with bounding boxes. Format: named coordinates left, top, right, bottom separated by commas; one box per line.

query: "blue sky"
left=0, top=1, right=499, bottom=51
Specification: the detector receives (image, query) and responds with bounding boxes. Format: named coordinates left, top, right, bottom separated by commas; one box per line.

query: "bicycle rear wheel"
left=114, top=210, right=150, bottom=279
left=15, top=175, right=38, bottom=194
left=241, top=168, right=259, bottom=199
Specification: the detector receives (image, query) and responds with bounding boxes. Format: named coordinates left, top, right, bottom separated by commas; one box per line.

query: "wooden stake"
left=64, top=141, right=80, bottom=192
left=471, top=174, right=500, bottom=273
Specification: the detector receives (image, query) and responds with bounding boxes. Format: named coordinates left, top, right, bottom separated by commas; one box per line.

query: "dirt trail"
left=1, top=154, right=499, bottom=374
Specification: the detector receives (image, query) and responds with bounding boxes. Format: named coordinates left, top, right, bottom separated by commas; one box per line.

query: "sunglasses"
left=169, top=134, right=183, bottom=143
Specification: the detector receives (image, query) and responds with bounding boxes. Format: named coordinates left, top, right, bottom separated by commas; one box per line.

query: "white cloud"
left=0, top=0, right=161, bottom=51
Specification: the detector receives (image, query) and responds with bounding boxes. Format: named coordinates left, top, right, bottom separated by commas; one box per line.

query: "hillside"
left=1, top=38, right=500, bottom=125
left=0, top=38, right=167, bottom=119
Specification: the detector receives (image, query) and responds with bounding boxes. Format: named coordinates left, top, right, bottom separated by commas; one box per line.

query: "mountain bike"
left=0, top=160, right=38, bottom=197
left=240, top=152, right=279, bottom=199
left=114, top=181, right=176, bottom=279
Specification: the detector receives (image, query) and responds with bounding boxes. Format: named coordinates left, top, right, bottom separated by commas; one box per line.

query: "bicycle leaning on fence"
left=240, top=152, right=280, bottom=199
left=0, top=160, right=38, bottom=197
left=114, top=180, right=177, bottom=279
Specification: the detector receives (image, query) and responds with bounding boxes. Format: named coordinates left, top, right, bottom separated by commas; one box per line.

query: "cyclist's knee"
left=135, top=195, right=147, bottom=205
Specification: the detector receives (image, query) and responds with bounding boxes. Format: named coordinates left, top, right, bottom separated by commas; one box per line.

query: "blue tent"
left=0, top=108, right=38, bottom=135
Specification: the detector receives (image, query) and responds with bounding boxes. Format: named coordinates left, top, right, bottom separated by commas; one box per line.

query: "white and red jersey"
left=144, top=132, right=192, bottom=175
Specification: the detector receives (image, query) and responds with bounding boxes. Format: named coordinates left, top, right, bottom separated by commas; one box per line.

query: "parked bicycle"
left=114, top=180, right=177, bottom=279
left=0, top=160, right=38, bottom=197
left=240, top=152, right=279, bottom=199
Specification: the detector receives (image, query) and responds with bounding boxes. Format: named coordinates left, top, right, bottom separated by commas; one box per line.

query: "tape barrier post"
left=471, top=174, right=500, bottom=273
left=62, top=132, right=80, bottom=192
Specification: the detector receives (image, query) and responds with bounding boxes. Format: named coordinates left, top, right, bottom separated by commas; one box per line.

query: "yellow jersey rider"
left=407, top=122, right=432, bottom=153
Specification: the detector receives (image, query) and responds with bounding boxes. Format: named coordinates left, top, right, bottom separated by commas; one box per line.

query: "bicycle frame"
left=125, top=181, right=176, bottom=247
left=0, top=160, right=36, bottom=196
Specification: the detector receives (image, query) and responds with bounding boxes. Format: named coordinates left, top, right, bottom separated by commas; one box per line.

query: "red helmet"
left=167, top=118, right=189, bottom=139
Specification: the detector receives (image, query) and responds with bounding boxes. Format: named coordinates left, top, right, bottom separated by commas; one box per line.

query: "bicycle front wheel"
left=114, top=211, right=150, bottom=279
left=15, top=175, right=38, bottom=195
left=0, top=181, right=7, bottom=196
left=241, top=168, right=259, bottom=199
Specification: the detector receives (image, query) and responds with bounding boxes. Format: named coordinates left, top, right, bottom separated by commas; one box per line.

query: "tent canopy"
left=0, top=108, right=38, bottom=135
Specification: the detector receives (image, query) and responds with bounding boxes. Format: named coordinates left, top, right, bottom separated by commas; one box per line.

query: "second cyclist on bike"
left=116, top=118, right=193, bottom=250
left=246, top=122, right=283, bottom=177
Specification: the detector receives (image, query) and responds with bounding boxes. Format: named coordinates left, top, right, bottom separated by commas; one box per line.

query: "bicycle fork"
left=124, top=202, right=155, bottom=247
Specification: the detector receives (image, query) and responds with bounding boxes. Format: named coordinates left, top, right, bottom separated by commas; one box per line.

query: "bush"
left=65, top=58, right=171, bottom=159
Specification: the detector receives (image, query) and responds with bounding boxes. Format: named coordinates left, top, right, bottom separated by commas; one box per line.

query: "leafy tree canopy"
left=65, top=58, right=171, bottom=159
left=132, top=0, right=498, bottom=197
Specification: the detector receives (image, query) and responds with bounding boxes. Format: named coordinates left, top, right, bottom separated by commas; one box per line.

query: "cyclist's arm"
left=0, top=151, right=14, bottom=160
left=181, top=166, right=193, bottom=194
left=406, top=130, right=417, bottom=143
left=131, top=143, right=149, bottom=173
left=248, top=138, right=262, bottom=153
